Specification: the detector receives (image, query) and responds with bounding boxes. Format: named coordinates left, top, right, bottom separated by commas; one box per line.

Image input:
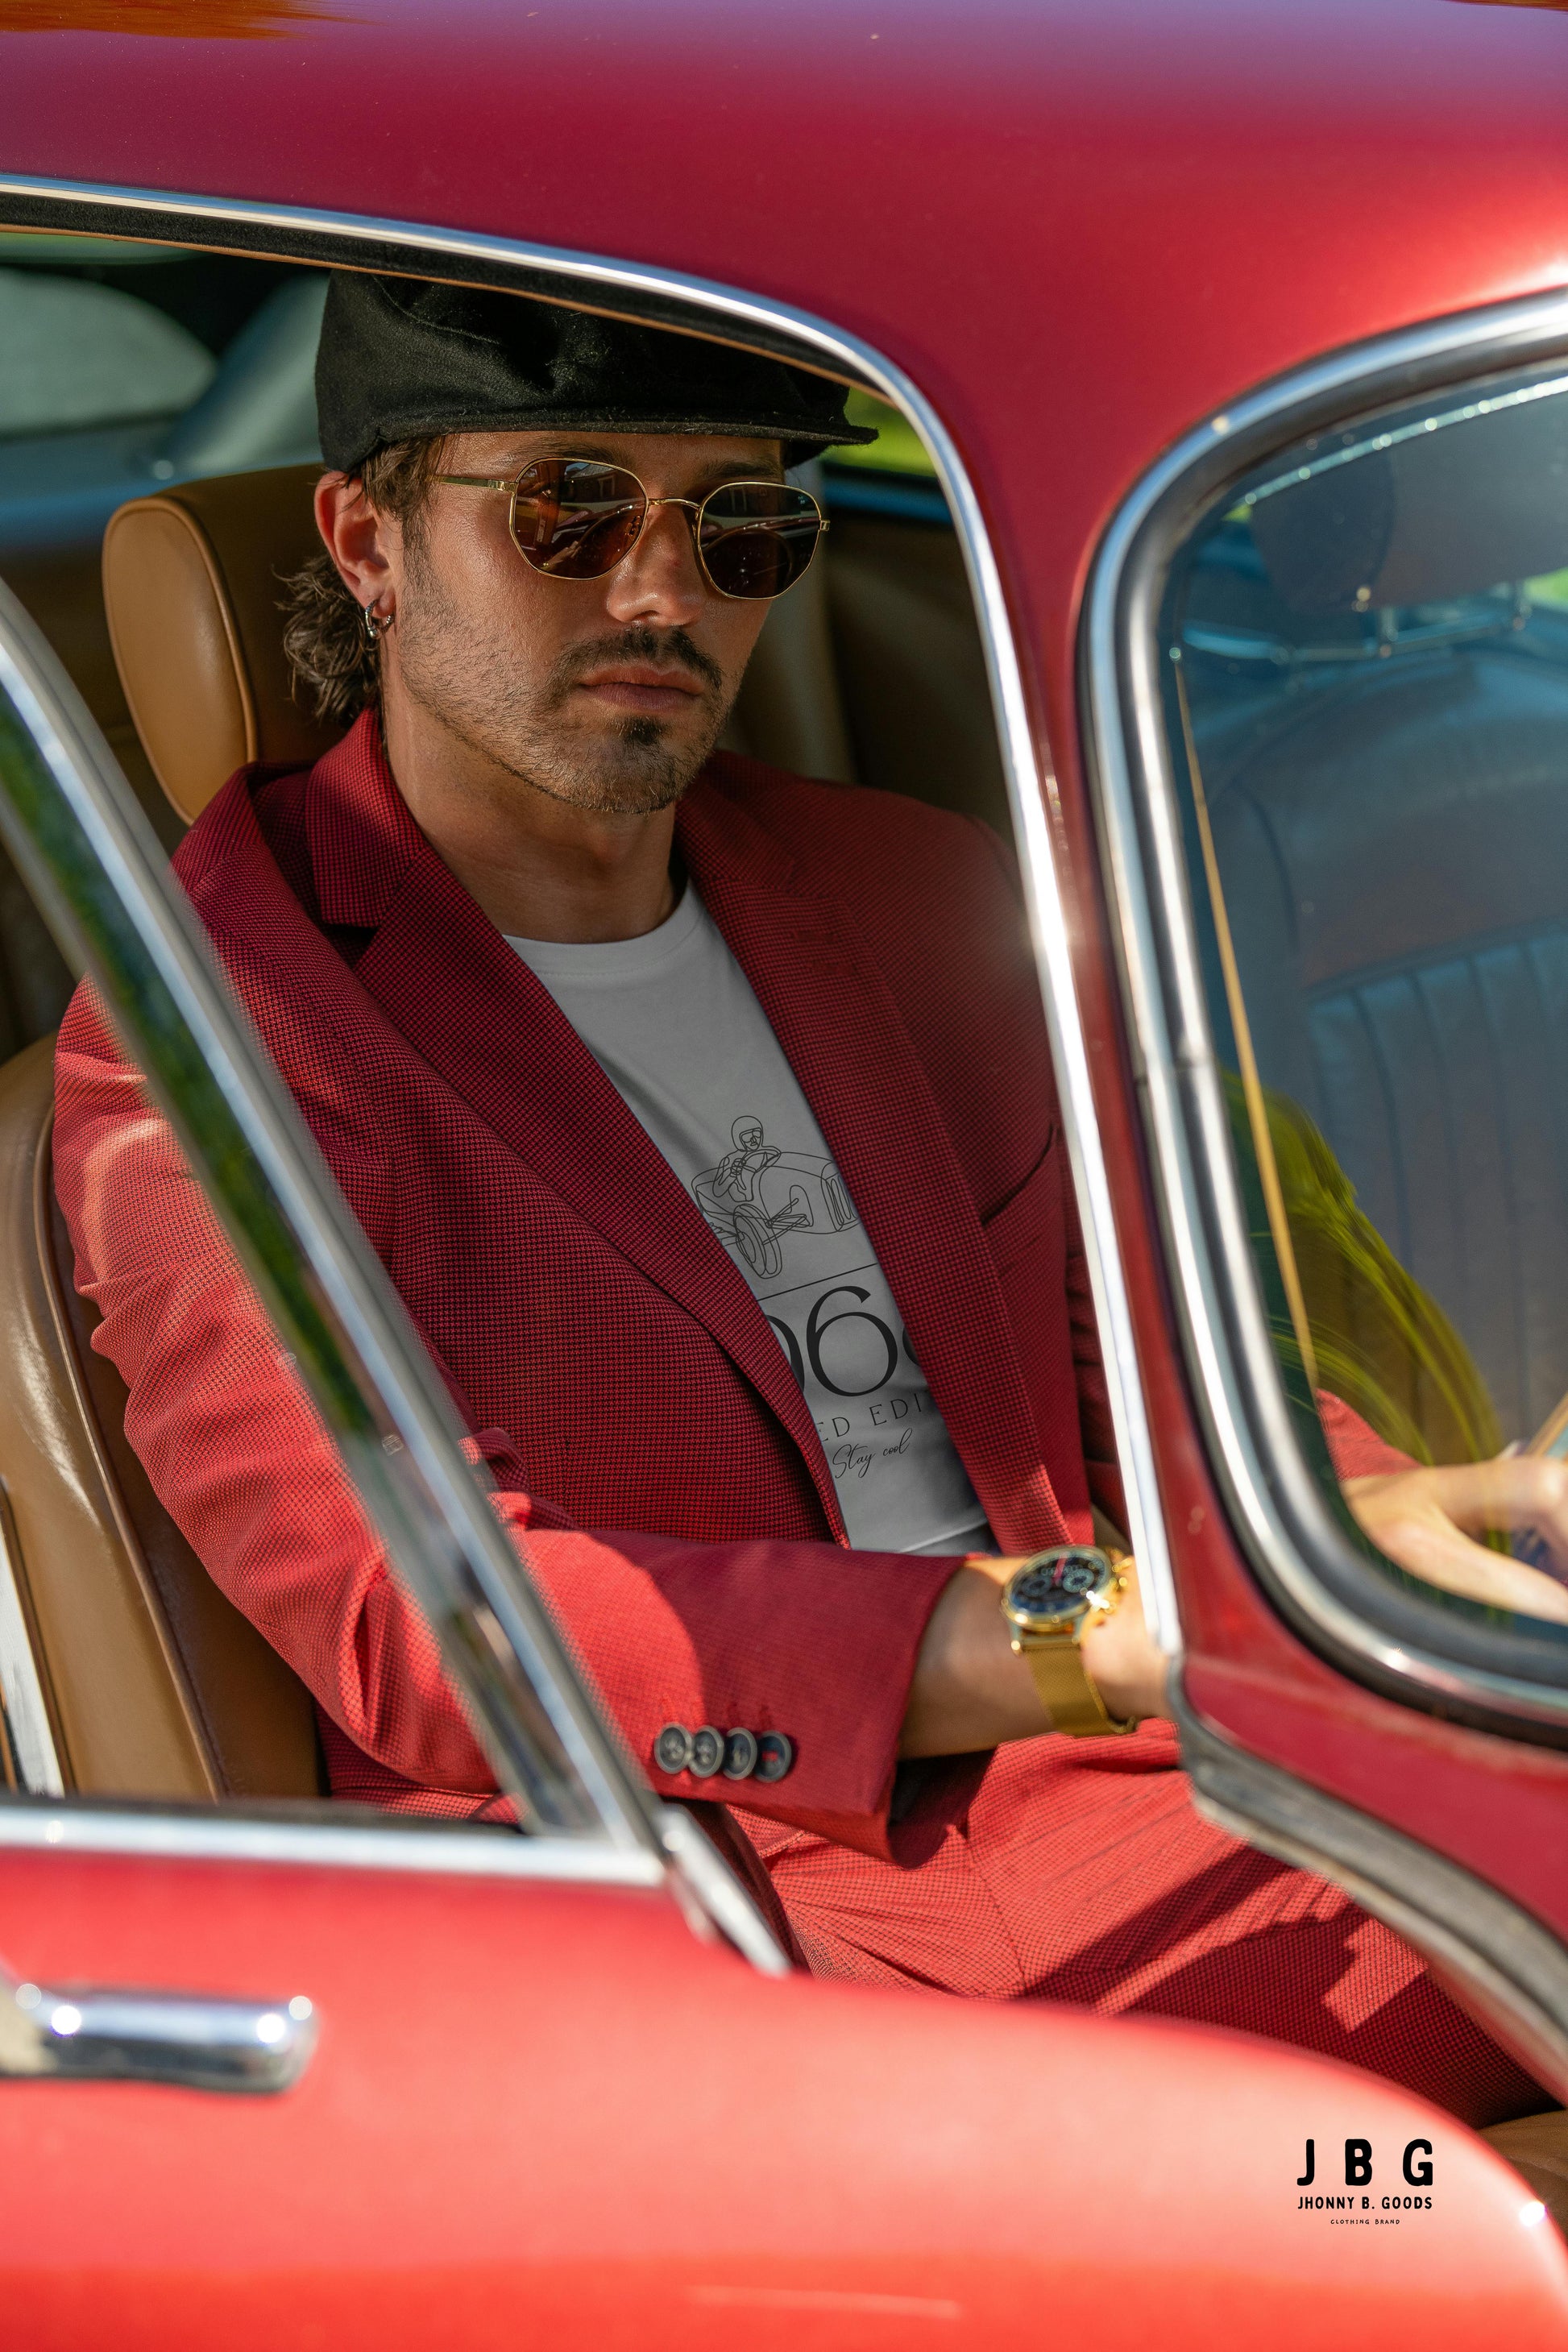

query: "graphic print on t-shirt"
left=692, top=1113, right=857, bottom=1278
left=508, top=886, right=989, bottom=1555
left=690, top=1111, right=976, bottom=1542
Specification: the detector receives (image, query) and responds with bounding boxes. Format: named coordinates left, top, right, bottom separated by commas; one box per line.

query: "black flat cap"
left=317, top=272, right=878, bottom=473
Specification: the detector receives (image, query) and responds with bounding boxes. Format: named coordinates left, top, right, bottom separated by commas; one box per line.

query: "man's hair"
left=280, top=436, right=448, bottom=726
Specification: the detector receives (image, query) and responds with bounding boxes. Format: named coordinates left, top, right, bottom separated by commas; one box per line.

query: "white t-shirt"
left=508, top=884, right=989, bottom=1557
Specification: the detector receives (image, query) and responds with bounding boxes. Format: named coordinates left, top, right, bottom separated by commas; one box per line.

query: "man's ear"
left=313, top=471, right=396, bottom=611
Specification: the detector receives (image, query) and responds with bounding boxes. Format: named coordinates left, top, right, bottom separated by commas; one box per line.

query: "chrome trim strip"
left=0, top=1802, right=666, bottom=1884
left=0, top=171, right=1179, bottom=1652
left=1085, top=284, right=1568, bottom=1724
left=1172, top=1674, right=1568, bottom=2097
left=0, top=1503, right=61, bottom=1798
left=1239, top=366, right=1568, bottom=507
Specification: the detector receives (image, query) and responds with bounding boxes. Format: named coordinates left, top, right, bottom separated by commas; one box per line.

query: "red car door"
left=4, top=1829, right=1566, bottom=2352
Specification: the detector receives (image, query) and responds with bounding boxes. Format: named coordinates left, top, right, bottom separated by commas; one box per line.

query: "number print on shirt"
left=691, top=1116, right=971, bottom=1532
left=765, top=1288, right=918, bottom=1397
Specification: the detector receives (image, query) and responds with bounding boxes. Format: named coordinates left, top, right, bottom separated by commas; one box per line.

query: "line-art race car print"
left=692, top=1114, right=858, bottom=1278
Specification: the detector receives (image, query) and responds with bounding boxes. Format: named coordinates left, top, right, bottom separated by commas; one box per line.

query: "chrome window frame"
left=0, top=1800, right=666, bottom=1884
left=0, top=170, right=1179, bottom=1665
left=1084, top=284, right=1568, bottom=1740
left=0, top=178, right=1180, bottom=1956
left=0, top=1496, right=63, bottom=1798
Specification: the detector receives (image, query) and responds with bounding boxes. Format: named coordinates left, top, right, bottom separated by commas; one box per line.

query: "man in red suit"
left=53, top=276, right=1568, bottom=2122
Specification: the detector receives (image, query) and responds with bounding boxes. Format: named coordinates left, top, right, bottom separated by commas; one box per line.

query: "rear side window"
left=1155, top=357, right=1568, bottom=1686
left=0, top=268, right=214, bottom=437
left=0, top=232, right=323, bottom=478
left=0, top=234, right=326, bottom=857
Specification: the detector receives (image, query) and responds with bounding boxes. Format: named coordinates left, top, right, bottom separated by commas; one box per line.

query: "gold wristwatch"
left=999, top=1545, right=1136, bottom=1737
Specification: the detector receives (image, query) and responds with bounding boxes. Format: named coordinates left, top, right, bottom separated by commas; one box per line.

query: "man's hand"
left=898, top=1452, right=1568, bottom=1762
left=1343, top=1456, right=1568, bottom=1624
left=899, top=1552, right=1168, bottom=1758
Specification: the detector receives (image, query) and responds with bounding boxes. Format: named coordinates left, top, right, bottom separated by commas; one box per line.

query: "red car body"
left=4, top=0, right=1568, bottom=2338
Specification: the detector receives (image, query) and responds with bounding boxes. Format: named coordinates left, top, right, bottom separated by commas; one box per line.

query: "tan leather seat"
left=823, top=511, right=1010, bottom=830
left=0, top=1036, right=321, bottom=1798
left=0, top=466, right=350, bottom=1798
left=102, top=463, right=339, bottom=824
left=724, top=526, right=857, bottom=784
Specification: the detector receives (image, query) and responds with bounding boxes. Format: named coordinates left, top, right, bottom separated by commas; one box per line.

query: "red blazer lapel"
left=304, top=726, right=847, bottom=1535
left=681, top=777, right=1072, bottom=1553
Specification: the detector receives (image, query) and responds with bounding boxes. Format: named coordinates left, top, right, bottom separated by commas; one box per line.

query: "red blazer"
left=53, top=715, right=1397, bottom=1846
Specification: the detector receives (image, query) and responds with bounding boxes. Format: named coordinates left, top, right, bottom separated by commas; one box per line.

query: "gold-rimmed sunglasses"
left=433, top=456, right=828, bottom=601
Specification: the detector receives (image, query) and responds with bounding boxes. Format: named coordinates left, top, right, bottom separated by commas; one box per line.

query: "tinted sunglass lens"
left=512, top=460, right=645, bottom=579
left=699, top=484, right=823, bottom=598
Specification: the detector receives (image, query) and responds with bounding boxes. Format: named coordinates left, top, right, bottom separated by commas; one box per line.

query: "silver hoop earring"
left=363, top=603, right=390, bottom=645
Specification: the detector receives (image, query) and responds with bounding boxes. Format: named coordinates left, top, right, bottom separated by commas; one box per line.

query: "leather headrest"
left=102, top=464, right=340, bottom=826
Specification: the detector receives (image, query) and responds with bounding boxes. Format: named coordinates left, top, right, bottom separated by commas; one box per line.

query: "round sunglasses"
left=433, top=457, right=828, bottom=601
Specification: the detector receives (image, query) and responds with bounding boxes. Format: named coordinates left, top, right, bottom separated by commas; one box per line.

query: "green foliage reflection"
left=1227, top=1073, right=1501, bottom=1468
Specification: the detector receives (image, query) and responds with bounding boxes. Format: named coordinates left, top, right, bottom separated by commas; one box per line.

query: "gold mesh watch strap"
left=1016, top=1634, right=1134, bottom=1737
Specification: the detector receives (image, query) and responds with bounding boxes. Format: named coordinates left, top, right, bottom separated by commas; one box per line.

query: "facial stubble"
left=395, top=544, right=732, bottom=818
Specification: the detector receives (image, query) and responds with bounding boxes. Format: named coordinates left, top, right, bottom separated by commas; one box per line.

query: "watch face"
left=1006, top=1548, right=1110, bottom=1629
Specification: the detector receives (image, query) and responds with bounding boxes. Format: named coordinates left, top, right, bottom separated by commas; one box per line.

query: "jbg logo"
left=1296, top=2138, right=1435, bottom=2217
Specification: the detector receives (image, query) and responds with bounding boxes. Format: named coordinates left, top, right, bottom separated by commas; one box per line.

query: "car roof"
left=6, top=0, right=1568, bottom=686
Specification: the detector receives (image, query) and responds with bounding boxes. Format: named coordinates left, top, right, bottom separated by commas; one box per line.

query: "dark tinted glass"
left=699, top=483, right=821, bottom=599
left=512, top=460, right=645, bottom=578
left=1161, top=359, right=1568, bottom=1627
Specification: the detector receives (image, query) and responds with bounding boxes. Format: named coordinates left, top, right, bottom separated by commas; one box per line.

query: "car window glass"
left=0, top=234, right=326, bottom=855
left=830, top=390, right=935, bottom=476
left=0, top=268, right=215, bottom=437
left=0, top=241, right=628, bottom=1828
left=1161, top=359, right=1568, bottom=1636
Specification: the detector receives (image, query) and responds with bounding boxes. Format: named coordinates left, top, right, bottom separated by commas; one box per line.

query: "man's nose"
left=602, top=500, right=707, bottom=628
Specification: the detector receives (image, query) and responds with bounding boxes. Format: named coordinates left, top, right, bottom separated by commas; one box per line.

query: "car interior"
left=0, top=232, right=1010, bottom=1802
left=1176, top=379, right=1568, bottom=1473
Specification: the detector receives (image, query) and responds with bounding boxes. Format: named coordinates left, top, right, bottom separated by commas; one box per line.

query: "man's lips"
left=575, top=664, right=707, bottom=714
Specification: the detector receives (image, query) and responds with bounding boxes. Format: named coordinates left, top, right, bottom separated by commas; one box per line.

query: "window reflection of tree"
left=1230, top=1074, right=1500, bottom=1467
left=1175, top=653, right=1500, bottom=1471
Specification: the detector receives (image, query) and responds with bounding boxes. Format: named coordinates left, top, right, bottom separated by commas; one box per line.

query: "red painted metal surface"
left=6, top=0, right=1568, bottom=2321
left=0, top=1847, right=1563, bottom=2349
